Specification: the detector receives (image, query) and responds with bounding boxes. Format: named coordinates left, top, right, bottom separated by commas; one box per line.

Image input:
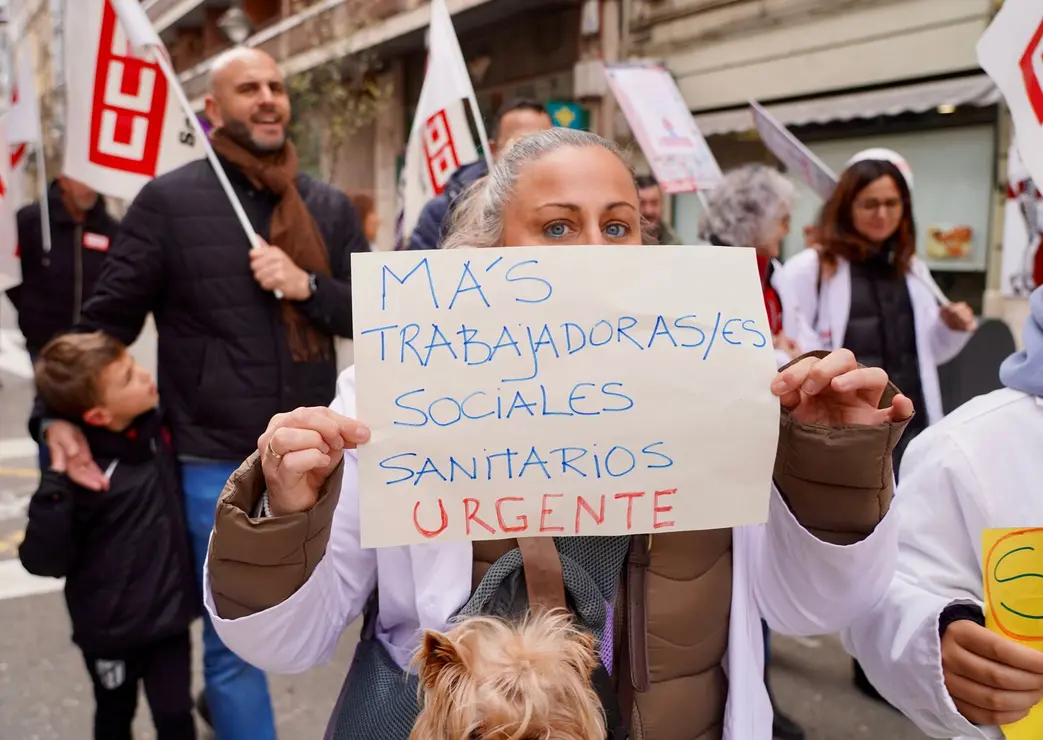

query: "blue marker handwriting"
left=380, top=255, right=552, bottom=312
left=392, top=381, right=634, bottom=428
left=359, top=312, right=767, bottom=382
left=378, top=440, right=675, bottom=487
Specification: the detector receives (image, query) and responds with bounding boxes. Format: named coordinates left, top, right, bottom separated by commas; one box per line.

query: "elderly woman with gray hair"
left=700, top=165, right=806, bottom=369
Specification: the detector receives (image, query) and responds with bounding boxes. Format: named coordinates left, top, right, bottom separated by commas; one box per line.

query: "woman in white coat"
left=780, top=148, right=977, bottom=475
left=201, top=130, right=913, bottom=740
left=842, top=286, right=1043, bottom=739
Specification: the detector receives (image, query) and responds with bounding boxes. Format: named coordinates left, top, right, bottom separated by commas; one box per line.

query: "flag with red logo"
left=3, top=42, right=36, bottom=211
left=397, top=0, right=490, bottom=247
left=5, top=44, right=41, bottom=149
left=2, top=25, right=33, bottom=210
left=0, top=124, right=20, bottom=292
left=980, top=0, right=1043, bottom=186
left=62, top=0, right=206, bottom=201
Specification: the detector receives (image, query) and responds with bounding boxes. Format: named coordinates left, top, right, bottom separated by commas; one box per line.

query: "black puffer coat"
left=11, top=181, right=119, bottom=356
left=31, top=157, right=369, bottom=461
left=19, top=411, right=198, bottom=654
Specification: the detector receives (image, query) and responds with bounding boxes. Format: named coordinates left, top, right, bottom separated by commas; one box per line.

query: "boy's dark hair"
left=491, top=98, right=548, bottom=140
left=635, top=174, right=659, bottom=191
left=35, top=332, right=126, bottom=419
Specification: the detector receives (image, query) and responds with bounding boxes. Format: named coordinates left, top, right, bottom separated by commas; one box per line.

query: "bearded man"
left=32, top=48, right=369, bottom=739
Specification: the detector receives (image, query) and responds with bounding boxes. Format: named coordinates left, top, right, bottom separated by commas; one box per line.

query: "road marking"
left=0, top=328, right=31, bottom=379
left=0, top=466, right=38, bottom=479
left=0, top=438, right=38, bottom=462
left=0, top=530, right=23, bottom=555
left=0, top=489, right=31, bottom=521
left=0, top=558, right=63, bottom=601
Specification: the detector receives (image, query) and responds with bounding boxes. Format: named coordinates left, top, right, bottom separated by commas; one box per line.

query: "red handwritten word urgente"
left=411, top=488, right=677, bottom=539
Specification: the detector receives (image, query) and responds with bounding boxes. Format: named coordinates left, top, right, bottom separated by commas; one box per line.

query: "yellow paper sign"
left=983, top=528, right=1043, bottom=739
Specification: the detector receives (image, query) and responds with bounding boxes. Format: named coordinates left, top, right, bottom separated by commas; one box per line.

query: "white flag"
left=4, top=44, right=41, bottom=146
left=7, top=142, right=28, bottom=211
left=979, top=0, right=1043, bottom=185
left=749, top=100, right=836, bottom=201
left=399, top=0, right=485, bottom=243
left=107, top=0, right=163, bottom=49
left=62, top=0, right=206, bottom=201
left=0, top=126, right=20, bottom=292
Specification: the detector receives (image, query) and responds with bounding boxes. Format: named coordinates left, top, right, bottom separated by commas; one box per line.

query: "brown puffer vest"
left=474, top=528, right=732, bottom=740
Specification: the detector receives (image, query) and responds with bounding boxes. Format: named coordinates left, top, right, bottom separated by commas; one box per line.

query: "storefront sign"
left=546, top=101, right=589, bottom=131
left=604, top=63, right=723, bottom=194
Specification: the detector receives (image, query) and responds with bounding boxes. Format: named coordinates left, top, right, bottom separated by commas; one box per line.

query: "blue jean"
left=182, top=461, right=276, bottom=740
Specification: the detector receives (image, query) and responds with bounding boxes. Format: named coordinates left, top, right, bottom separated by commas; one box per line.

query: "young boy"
left=19, top=331, right=198, bottom=740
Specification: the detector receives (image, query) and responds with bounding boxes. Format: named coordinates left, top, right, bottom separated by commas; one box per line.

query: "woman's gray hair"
left=699, top=165, right=796, bottom=248
left=441, top=128, right=638, bottom=250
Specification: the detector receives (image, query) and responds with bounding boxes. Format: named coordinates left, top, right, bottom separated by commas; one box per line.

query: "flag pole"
left=433, top=0, right=492, bottom=170
left=12, top=39, right=51, bottom=254
left=466, top=90, right=493, bottom=172
left=34, top=114, right=51, bottom=255
left=151, top=49, right=283, bottom=299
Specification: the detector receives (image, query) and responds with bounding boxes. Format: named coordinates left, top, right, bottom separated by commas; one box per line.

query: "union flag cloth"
left=396, top=0, right=485, bottom=247
left=62, top=0, right=206, bottom=201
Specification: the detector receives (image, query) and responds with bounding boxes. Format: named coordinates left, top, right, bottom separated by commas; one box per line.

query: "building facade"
left=151, top=0, right=614, bottom=251
left=626, top=0, right=1025, bottom=330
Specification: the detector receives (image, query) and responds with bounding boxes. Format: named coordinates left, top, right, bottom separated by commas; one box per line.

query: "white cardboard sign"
left=750, top=100, right=837, bottom=200
left=350, top=245, right=780, bottom=548
left=604, top=64, right=724, bottom=193
left=979, top=0, right=1043, bottom=187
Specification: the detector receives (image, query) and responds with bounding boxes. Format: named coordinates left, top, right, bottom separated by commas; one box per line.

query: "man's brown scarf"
left=210, top=129, right=332, bottom=363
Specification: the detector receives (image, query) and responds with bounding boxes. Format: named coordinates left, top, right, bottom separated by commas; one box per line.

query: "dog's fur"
left=410, top=609, right=606, bottom=740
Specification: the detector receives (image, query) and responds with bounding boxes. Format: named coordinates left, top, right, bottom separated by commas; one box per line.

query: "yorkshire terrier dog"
left=410, top=609, right=606, bottom=740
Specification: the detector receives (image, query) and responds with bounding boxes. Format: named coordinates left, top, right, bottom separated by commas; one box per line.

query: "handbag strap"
left=517, top=537, right=567, bottom=611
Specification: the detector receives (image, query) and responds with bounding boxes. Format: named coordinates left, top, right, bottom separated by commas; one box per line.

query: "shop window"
left=674, top=123, right=995, bottom=289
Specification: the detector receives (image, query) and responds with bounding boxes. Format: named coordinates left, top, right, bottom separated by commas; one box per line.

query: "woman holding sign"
left=201, top=129, right=914, bottom=740
left=842, top=286, right=1043, bottom=740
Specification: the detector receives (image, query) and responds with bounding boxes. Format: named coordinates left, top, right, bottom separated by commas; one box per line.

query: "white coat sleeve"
left=776, top=250, right=826, bottom=354
left=750, top=484, right=899, bottom=636
left=929, top=312, right=975, bottom=365
left=918, top=266, right=974, bottom=364
left=203, top=370, right=378, bottom=674
left=841, top=432, right=998, bottom=739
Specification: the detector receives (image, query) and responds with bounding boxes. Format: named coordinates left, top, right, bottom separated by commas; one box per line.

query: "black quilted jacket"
left=30, top=157, right=369, bottom=461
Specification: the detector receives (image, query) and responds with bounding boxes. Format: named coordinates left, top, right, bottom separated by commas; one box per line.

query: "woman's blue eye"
left=605, top=223, right=629, bottom=238
left=544, top=222, right=569, bottom=239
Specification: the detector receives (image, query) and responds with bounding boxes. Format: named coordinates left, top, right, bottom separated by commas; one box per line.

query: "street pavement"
left=0, top=297, right=930, bottom=739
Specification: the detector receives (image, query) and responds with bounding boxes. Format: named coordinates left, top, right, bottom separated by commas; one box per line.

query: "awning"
left=693, top=74, right=1002, bottom=137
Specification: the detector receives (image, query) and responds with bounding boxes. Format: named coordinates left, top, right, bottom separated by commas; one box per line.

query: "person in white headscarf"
left=779, top=147, right=979, bottom=704
left=780, top=148, right=977, bottom=474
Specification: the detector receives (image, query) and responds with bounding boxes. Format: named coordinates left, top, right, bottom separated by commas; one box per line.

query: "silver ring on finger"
left=267, top=438, right=284, bottom=462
